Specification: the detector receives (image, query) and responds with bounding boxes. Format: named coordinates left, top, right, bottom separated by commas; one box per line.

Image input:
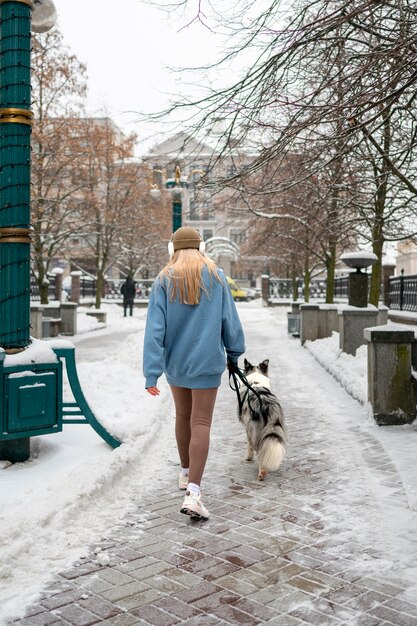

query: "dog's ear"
left=244, top=358, right=252, bottom=372
left=259, top=359, right=269, bottom=374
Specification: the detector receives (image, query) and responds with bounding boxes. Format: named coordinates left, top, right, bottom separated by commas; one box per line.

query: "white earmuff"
left=199, top=240, right=206, bottom=254
left=168, top=241, right=174, bottom=258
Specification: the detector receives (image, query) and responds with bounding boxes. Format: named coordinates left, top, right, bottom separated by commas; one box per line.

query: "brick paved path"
left=10, top=307, right=417, bottom=625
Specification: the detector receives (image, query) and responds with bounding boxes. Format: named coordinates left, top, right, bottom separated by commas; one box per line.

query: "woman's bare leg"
left=170, top=386, right=218, bottom=486
left=170, top=386, right=192, bottom=469
left=188, top=388, right=218, bottom=486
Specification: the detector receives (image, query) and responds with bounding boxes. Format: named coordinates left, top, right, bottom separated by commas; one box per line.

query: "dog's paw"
left=245, top=456, right=253, bottom=462
left=258, top=469, right=267, bottom=481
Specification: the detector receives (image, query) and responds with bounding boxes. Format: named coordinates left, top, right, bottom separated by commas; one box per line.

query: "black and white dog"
left=238, top=359, right=286, bottom=480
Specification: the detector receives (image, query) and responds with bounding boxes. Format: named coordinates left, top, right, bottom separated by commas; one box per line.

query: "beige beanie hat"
left=170, top=227, right=204, bottom=253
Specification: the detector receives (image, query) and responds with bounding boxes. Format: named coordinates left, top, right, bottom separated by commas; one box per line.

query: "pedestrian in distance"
left=143, top=226, right=245, bottom=520
left=121, top=275, right=136, bottom=317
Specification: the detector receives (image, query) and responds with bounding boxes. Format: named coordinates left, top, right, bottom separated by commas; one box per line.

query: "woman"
left=143, top=226, right=245, bottom=520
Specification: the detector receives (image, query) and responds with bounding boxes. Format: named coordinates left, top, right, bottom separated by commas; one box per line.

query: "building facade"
left=147, top=132, right=259, bottom=283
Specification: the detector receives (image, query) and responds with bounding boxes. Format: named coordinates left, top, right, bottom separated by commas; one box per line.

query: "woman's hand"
left=146, top=386, right=160, bottom=396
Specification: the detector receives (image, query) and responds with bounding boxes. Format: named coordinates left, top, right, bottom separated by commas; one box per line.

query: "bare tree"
left=219, top=149, right=356, bottom=301
left=114, top=164, right=172, bottom=280
left=145, top=0, right=417, bottom=301
left=69, top=118, right=138, bottom=308
left=31, top=27, right=88, bottom=303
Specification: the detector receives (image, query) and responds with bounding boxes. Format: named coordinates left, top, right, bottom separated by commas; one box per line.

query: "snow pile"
left=302, top=325, right=417, bottom=516
left=304, top=331, right=367, bottom=404
left=76, top=307, right=106, bottom=333
left=0, top=304, right=175, bottom=621
left=4, top=338, right=58, bottom=366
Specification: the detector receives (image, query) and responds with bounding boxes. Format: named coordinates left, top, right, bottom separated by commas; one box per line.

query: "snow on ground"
left=303, top=324, right=417, bottom=514
left=1, top=300, right=417, bottom=621
left=0, top=303, right=176, bottom=621
left=305, top=331, right=367, bottom=404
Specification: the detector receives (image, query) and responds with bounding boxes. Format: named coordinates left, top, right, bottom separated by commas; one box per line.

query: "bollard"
left=30, top=304, right=44, bottom=339
left=261, top=274, right=270, bottom=307
left=300, top=304, right=320, bottom=345
left=60, top=302, right=78, bottom=335
left=70, top=271, right=82, bottom=304
left=339, top=307, right=379, bottom=355
left=382, top=264, right=396, bottom=307
left=52, top=268, right=64, bottom=302
left=365, top=326, right=417, bottom=425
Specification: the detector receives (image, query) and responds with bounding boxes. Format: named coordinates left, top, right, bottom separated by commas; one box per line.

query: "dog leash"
left=228, top=358, right=265, bottom=415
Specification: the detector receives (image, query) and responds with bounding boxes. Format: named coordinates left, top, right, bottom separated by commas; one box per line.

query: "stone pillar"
left=43, top=303, right=60, bottom=319
left=70, top=271, right=82, bottom=304
left=300, top=304, right=320, bottom=345
left=365, top=326, right=416, bottom=425
left=60, top=302, right=78, bottom=336
left=339, top=307, right=379, bottom=355
left=316, top=304, right=339, bottom=339
left=382, top=263, right=395, bottom=307
left=261, top=274, right=270, bottom=307
left=377, top=305, right=388, bottom=326
left=52, top=268, right=64, bottom=302
left=348, top=271, right=368, bottom=307
left=325, top=305, right=340, bottom=335
left=30, top=304, right=44, bottom=339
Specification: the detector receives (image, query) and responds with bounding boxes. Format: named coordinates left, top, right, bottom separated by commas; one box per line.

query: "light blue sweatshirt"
left=143, top=267, right=245, bottom=389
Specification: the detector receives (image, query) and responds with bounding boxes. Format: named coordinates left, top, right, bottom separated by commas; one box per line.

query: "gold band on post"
left=0, top=108, right=33, bottom=118
left=0, top=116, right=33, bottom=126
left=0, top=228, right=32, bottom=243
left=0, top=0, right=33, bottom=7
left=0, top=108, right=33, bottom=126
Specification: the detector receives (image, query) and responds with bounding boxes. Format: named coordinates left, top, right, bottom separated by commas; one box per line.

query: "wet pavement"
left=10, top=307, right=417, bottom=625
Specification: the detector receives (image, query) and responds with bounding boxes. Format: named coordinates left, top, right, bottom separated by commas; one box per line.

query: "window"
left=202, top=230, right=213, bottom=241
left=230, top=230, right=246, bottom=245
left=152, top=165, right=164, bottom=186
left=189, top=194, right=213, bottom=221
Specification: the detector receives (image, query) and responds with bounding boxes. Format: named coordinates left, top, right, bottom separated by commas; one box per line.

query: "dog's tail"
left=257, top=433, right=286, bottom=472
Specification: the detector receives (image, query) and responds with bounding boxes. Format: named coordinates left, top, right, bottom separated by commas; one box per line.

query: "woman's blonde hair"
left=160, top=248, right=221, bottom=305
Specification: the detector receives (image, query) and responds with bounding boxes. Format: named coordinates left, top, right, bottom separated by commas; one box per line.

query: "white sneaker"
left=179, top=472, right=188, bottom=490
left=180, top=491, right=209, bottom=520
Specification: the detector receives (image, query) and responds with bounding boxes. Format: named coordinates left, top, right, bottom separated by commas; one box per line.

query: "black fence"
left=269, top=278, right=334, bottom=300
left=30, top=274, right=57, bottom=302
left=105, top=279, right=153, bottom=300
left=334, top=275, right=348, bottom=299
left=80, top=276, right=96, bottom=299
left=269, top=275, right=371, bottom=303
left=389, top=272, right=417, bottom=311
left=31, top=271, right=417, bottom=312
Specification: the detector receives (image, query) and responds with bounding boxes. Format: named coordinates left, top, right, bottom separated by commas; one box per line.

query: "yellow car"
left=226, top=277, right=249, bottom=302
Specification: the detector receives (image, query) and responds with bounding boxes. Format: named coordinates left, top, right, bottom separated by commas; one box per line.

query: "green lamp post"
left=0, top=0, right=60, bottom=463
left=165, top=165, right=188, bottom=232
left=0, top=0, right=120, bottom=463
left=0, top=0, right=33, bottom=350
left=151, top=165, right=206, bottom=233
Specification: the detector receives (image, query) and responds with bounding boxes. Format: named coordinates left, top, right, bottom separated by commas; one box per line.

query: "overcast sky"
left=52, top=0, right=232, bottom=154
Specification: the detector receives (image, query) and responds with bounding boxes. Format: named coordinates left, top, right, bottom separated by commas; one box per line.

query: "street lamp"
left=0, top=0, right=119, bottom=463
left=0, top=0, right=57, bottom=462
left=150, top=165, right=206, bottom=232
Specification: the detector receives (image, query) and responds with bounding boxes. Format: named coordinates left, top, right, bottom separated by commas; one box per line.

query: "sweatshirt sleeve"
left=143, top=278, right=167, bottom=388
left=220, top=272, right=245, bottom=364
